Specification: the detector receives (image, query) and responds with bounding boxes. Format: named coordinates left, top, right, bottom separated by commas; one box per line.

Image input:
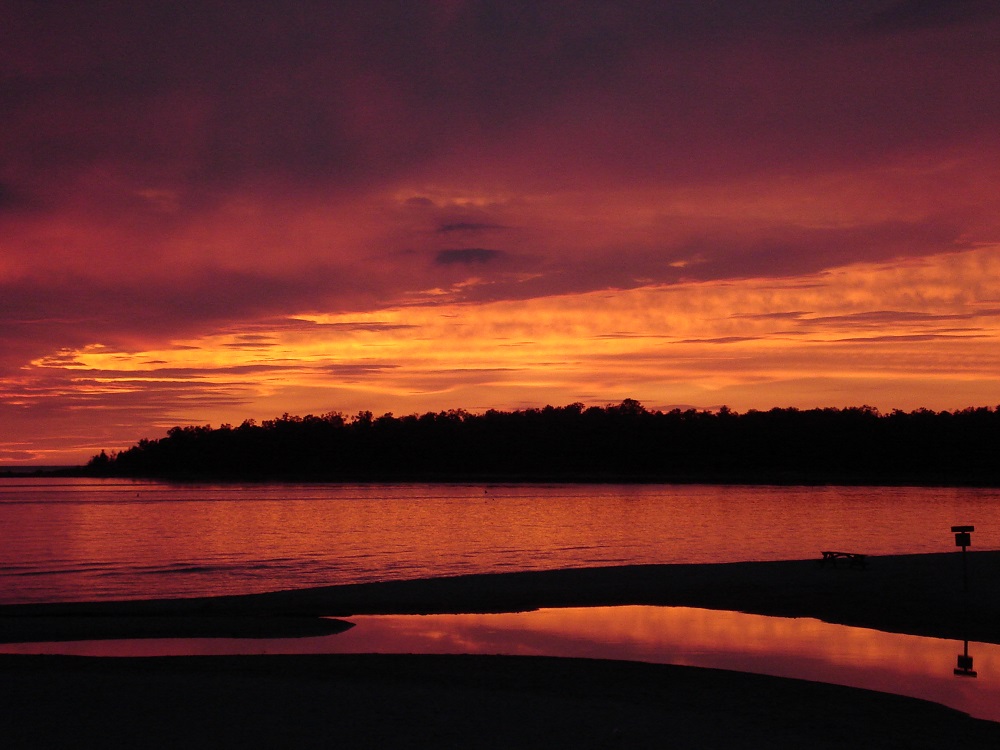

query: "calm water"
left=4, top=606, right=997, bottom=723
left=1, top=478, right=997, bottom=605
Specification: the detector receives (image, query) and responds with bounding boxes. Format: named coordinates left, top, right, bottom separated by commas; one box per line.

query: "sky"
left=3, top=0, right=1000, bottom=464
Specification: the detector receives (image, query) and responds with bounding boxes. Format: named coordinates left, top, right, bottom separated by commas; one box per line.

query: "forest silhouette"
left=83, top=400, right=1000, bottom=485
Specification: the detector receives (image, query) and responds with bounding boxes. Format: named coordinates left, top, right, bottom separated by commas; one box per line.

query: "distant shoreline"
left=72, top=403, right=1000, bottom=486
left=0, top=466, right=80, bottom=477
left=6, top=466, right=1000, bottom=487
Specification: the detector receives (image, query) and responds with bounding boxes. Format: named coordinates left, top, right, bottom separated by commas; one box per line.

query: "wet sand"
left=4, top=652, right=1000, bottom=749
left=2, top=552, right=999, bottom=747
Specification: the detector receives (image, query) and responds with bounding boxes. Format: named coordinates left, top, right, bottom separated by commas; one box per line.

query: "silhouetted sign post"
left=951, top=525, right=974, bottom=592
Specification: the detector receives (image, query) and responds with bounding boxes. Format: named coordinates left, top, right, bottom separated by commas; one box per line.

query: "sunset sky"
left=3, top=0, right=1000, bottom=464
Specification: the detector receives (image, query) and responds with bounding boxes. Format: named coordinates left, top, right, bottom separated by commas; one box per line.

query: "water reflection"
left=956, top=640, right=978, bottom=678
left=3, top=606, right=997, bottom=722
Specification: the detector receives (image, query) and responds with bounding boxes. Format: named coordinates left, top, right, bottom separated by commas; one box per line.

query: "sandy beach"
left=2, top=552, right=999, bottom=748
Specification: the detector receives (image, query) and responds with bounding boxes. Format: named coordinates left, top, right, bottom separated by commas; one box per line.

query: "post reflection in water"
left=3, top=606, right=997, bottom=723
left=956, top=640, right=978, bottom=678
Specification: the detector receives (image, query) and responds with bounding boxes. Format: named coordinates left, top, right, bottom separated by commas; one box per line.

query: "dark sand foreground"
left=2, top=552, right=999, bottom=748
left=3, top=653, right=999, bottom=749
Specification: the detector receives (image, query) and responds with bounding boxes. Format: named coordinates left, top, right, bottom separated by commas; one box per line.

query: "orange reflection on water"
left=3, top=606, right=997, bottom=722
left=336, top=607, right=999, bottom=722
left=338, top=607, right=983, bottom=677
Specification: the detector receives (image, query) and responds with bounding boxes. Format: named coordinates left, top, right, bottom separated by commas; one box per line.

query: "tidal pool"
left=3, top=606, right=996, bottom=722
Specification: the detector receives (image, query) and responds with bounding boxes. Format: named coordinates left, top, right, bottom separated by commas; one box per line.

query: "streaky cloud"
left=675, top=336, right=761, bottom=345
left=829, top=333, right=989, bottom=343
left=802, top=309, right=1000, bottom=327
left=437, top=222, right=505, bottom=233
left=435, top=248, right=504, bottom=265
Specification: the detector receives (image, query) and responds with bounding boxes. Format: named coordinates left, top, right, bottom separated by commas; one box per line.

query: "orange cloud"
left=6, top=244, right=998, bottom=463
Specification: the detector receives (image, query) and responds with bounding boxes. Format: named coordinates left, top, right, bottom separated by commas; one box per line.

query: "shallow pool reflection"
left=4, top=606, right=997, bottom=723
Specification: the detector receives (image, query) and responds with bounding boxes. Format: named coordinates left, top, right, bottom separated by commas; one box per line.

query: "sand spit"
left=3, top=552, right=998, bottom=644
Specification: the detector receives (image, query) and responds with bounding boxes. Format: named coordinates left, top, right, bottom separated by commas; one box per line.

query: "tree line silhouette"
left=84, top=400, right=1000, bottom=485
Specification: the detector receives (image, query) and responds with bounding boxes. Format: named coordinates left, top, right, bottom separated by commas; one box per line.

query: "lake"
left=1, top=478, right=996, bottom=605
